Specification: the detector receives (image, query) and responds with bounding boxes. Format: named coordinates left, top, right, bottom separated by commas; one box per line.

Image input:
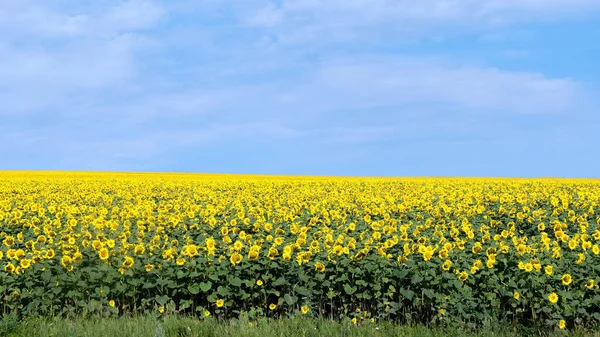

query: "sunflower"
left=99, top=248, right=109, bottom=260
left=548, top=292, right=559, bottom=304
left=233, top=241, right=244, bottom=251
left=4, top=263, right=15, bottom=273
left=586, top=279, right=595, bottom=289
left=122, top=256, right=134, bottom=268
left=20, top=259, right=31, bottom=269
left=229, top=252, right=243, bottom=265
left=134, top=244, right=145, bottom=255
left=188, top=245, right=199, bottom=256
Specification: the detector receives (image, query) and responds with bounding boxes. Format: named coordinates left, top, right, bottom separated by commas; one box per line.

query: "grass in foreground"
left=1, top=315, right=600, bottom=337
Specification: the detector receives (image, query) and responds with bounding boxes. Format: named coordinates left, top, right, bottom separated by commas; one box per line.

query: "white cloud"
left=0, top=0, right=164, bottom=39
left=240, top=0, right=600, bottom=45
left=0, top=0, right=596, bottom=172
left=271, top=58, right=582, bottom=115
left=0, top=1, right=165, bottom=116
left=245, top=0, right=600, bottom=26
left=245, top=3, right=284, bottom=27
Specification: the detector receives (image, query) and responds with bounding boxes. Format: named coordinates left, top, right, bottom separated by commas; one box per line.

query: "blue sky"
left=1, top=0, right=599, bottom=177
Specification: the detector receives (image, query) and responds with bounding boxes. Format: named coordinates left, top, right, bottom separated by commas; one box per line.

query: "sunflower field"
left=1, top=172, right=600, bottom=330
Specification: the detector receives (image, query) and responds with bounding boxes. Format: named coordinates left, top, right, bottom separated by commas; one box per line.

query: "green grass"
left=1, top=314, right=599, bottom=337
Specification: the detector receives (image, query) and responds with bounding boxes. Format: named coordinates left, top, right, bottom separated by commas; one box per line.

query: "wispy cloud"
left=0, top=0, right=598, bottom=175
left=0, top=0, right=164, bottom=116
left=240, top=0, right=600, bottom=45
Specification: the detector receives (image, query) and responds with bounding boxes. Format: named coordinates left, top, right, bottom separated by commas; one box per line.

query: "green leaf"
left=229, top=277, right=242, bottom=287
left=400, top=288, right=415, bottom=301
left=179, top=299, right=192, bottom=310
left=272, top=276, right=287, bottom=287
left=295, top=286, right=311, bottom=297
left=155, top=295, right=169, bottom=306
left=188, top=284, right=200, bottom=295
left=217, top=286, right=230, bottom=296
left=344, top=284, right=357, bottom=295
left=115, top=283, right=126, bottom=293
left=284, top=294, right=297, bottom=305
left=411, top=274, right=424, bottom=285
left=199, top=282, right=212, bottom=292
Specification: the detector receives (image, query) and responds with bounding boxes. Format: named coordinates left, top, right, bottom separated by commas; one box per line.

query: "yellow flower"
left=586, top=279, right=595, bottom=289
left=4, top=263, right=15, bottom=273
left=561, top=274, right=572, bottom=286
left=204, top=310, right=211, bottom=317
left=544, top=265, right=553, bottom=275
left=158, top=306, right=165, bottom=313
left=230, top=252, right=243, bottom=265
left=122, top=256, right=134, bottom=268
left=548, top=292, right=559, bottom=304
left=269, top=303, right=277, bottom=310
left=20, top=259, right=31, bottom=269
left=134, top=244, right=145, bottom=255
left=109, top=300, right=115, bottom=307
left=92, top=240, right=103, bottom=250
left=216, top=299, right=224, bottom=308
left=176, top=258, right=186, bottom=266
left=513, top=292, right=519, bottom=300
left=558, top=319, right=566, bottom=329
left=145, top=264, right=154, bottom=272
left=248, top=250, right=259, bottom=261
left=3, top=236, right=15, bottom=247
left=458, top=271, right=468, bottom=281
left=315, top=262, right=325, bottom=273
left=267, top=247, right=278, bottom=259
left=233, top=241, right=244, bottom=251
left=256, top=280, right=263, bottom=286
left=188, top=245, right=199, bottom=257
left=301, top=305, right=310, bottom=314
left=99, top=248, right=109, bottom=260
